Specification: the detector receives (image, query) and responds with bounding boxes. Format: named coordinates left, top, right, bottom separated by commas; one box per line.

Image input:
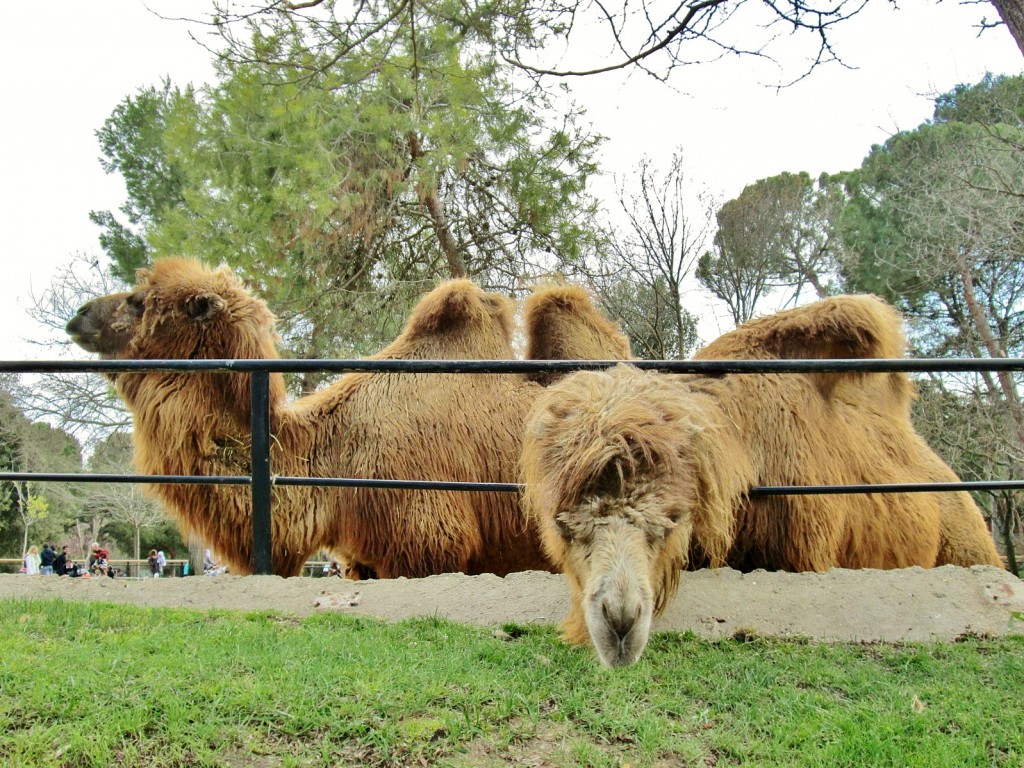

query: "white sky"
left=1, top=0, right=1022, bottom=359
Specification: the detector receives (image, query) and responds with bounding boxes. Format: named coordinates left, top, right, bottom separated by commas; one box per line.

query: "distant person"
left=203, top=549, right=225, bottom=576
left=39, top=543, right=56, bottom=576
left=156, top=550, right=166, bottom=577
left=87, top=542, right=102, bottom=572
left=89, top=543, right=111, bottom=577
left=147, top=549, right=160, bottom=578
left=52, top=545, right=70, bottom=576
left=23, top=545, right=40, bottom=575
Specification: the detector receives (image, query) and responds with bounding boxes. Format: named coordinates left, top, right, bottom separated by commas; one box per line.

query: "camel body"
left=522, top=294, right=1002, bottom=666
left=67, top=259, right=630, bottom=577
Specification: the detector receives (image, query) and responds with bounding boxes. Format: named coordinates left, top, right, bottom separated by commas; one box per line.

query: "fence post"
left=251, top=370, right=273, bottom=575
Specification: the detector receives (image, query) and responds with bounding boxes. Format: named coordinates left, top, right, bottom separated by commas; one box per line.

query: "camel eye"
left=126, top=293, right=145, bottom=317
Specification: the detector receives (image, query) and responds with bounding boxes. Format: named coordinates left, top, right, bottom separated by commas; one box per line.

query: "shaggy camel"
left=66, top=259, right=630, bottom=578
left=521, top=294, right=1003, bottom=666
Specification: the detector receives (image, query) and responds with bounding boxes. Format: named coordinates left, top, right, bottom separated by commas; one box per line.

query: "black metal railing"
left=2, top=357, right=1023, bottom=575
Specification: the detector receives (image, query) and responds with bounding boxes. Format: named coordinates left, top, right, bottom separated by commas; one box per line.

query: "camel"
left=66, top=259, right=631, bottom=578
left=521, top=294, right=1003, bottom=667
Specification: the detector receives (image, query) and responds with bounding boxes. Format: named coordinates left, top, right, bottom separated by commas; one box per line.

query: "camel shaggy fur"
left=66, top=259, right=630, bottom=578
left=523, top=283, right=631, bottom=386
left=521, top=294, right=1002, bottom=666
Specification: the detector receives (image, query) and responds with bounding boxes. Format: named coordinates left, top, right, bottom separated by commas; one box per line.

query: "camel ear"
left=184, top=293, right=226, bottom=321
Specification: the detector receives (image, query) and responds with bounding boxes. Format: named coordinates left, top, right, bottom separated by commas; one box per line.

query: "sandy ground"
left=2, top=565, right=1023, bottom=642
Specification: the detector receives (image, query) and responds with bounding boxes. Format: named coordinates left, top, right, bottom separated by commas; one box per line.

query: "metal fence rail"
left=2, top=357, right=1022, bottom=574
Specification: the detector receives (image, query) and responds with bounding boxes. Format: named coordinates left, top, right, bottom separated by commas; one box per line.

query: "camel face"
left=66, top=291, right=137, bottom=357
left=559, top=486, right=689, bottom=667
left=67, top=259, right=278, bottom=362
left=522, top=366, right=698, bottom=667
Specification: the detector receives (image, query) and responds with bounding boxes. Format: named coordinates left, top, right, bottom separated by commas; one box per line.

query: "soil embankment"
left=1, top=565, right=1022, bottom=642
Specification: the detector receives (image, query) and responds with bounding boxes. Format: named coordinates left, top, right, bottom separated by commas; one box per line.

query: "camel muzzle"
left=66, top=305, right=101, bottom=351
left=584, top=559, right=654, bottom=667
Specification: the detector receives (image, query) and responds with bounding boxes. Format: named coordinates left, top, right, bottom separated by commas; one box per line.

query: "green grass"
left=0, top=600, right=1021, bottom=767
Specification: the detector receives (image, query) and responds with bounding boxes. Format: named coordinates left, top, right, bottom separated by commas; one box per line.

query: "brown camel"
left=521, top=294, right=1003, bottom=666
left=66, top=259, right=631, bottom=578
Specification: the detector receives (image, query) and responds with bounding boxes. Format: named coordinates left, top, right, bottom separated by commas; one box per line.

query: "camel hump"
left=401, top=279, right=513, bottom=337
left=377, top=279, right=516, bottom=360
left=524, top=365, right=690, bottom=513
left=523, top=282, right=632, bottom=386
left=696, top=294, right=908, bottom=400
left=698, top=294, right=905, bottom=361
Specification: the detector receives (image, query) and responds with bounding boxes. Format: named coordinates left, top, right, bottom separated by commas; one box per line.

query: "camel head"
left=67, top=258, right=280, bottom=362
left=522, top=365, right=704, bottom=667
left=65, top=290, right=135, bottom=357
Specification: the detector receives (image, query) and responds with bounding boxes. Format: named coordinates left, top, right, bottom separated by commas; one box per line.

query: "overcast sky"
left=2, top=0, right=1022, bottom=360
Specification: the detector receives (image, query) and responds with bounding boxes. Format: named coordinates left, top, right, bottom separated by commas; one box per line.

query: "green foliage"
left=1, top=600, right=1022, bottom=767
left=93, top=7, right=606, bottom=366
left=0, top=392, right=25, bottom=547
left=933, top=72, right=1024, bottom=127
left=699, top=171, right=840, bottom=324
left=0, top=387, right=82, bottom=557
left=90, top=80, right=190, bottom=282
left=837, top=73, right=1024, bottom=339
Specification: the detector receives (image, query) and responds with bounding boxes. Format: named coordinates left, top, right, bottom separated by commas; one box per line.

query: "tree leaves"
left=92, top=5, right=606, bottom=368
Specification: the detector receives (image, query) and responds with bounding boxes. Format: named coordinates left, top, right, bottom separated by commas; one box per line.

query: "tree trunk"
left=990, top=0, right=1024, bottom=59
left=73, top=519, right=90, bottom=559
left=406, top=131, right=467, bottom=278
left=998, top=492, right=1019, bottom=576
left=188, top=535, right=205, bottom=577
left=960, top=266, right=1024, bottom=450
left=16, top=481, right=29, bottom=556
left=133, top=523, right=141, bottom=575
left=805, top=267, right=828, bottom=299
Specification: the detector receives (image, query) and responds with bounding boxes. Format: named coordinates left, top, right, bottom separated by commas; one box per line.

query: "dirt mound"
left=1, top=566, right=1021, bottom=642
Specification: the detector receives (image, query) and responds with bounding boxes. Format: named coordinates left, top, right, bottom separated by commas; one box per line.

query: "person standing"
left=39, top=543, right=56, bottom=576
left=156, top=550, right=166, bottom=578
left=23, top=545, right=40, bottom=575
left=147, top=549, right=160, bottom=578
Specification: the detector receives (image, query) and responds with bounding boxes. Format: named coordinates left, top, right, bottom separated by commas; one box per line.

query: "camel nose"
left=601, top=595, right=642, bottom=643
left=66, top=303, right=90, bottom=335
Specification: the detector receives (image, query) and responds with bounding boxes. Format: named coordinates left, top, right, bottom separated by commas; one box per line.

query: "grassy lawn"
left=0, top=599, right=1021, bottom=768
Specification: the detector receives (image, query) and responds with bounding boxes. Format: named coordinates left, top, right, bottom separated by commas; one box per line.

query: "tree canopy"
left=92, top=7, right=607, bottom=366
left=199, top=0, right=955, bottom=83
left=0, top=379, right=83, bottom=557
